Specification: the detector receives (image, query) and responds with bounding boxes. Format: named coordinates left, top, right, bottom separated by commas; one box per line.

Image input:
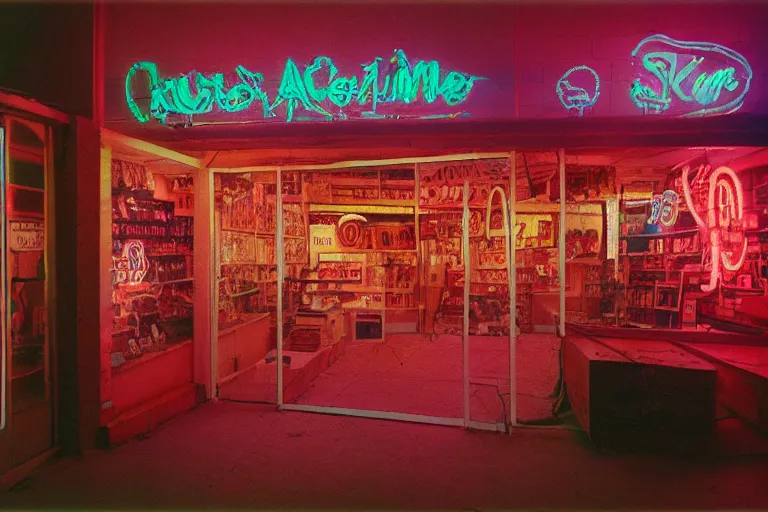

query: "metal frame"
left=508, top=152, right=517, bottom=425
left=206, top=149, right=572, bottom=432
left=462, top=179, right=471, bottom=425
left=0, top=117, right=55, bottom=444
left=212, top=153, right=517, bottom=428
left=558, top=149, right=566, bottom=338
left=276, top=169, right=284, bottom=406
left=0, top=123, right=6, bottom=430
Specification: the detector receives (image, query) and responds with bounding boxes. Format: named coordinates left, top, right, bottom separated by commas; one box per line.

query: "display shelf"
left=620, top=228, right=699, bottom=240
left=227, top=288, right=261, bottom=298
left=112, top=218, right=168, bottom=226
left=221, top=227, right=256, bottom=234
left=156, top=278, right=194, bottom=285
left=11, top=362, right=45, bottom=380
left=112, top=339, right=193, bottom=375
left=301, top=279, right=361, bottom=284
left=147, top=253, right=192, bottom=258
left=624, top=251, right=703, bottom=257
left=110, top=168, right=195, bottom=367
left=325, top=197, right=415, bottom=207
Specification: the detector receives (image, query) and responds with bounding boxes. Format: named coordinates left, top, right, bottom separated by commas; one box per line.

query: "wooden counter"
left=218, top=313, right=273, bottom=381
left=564, top=335, right=716, bottom=451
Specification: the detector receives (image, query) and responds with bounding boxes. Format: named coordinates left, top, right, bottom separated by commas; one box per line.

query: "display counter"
left=111, top=339, right=193, bottom=414
left=104, top=339, right=196, bottom=446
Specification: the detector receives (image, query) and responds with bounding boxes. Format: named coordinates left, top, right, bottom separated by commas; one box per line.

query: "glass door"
left=214, top=171, right=279, bottom=403
left=2, top=117, right=53, bottom=468
left=465, top=158, right=513, bottom=429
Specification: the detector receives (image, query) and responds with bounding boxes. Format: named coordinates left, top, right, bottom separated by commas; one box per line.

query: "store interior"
left=107, top=143, right=768, bottom=428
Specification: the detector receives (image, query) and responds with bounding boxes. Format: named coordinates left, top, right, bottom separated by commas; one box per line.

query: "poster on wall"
left=565, top=214, right=602, bottom=260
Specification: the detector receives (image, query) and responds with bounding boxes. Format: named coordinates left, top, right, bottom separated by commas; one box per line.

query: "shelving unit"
left=110, top=161, right=195, bottom=368
left=618, top=195, right=703, bottom=329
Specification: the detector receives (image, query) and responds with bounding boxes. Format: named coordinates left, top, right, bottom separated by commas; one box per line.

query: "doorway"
left=0, top=117, right=55, bottom=474
left=208, top=154, right=527, bottom=430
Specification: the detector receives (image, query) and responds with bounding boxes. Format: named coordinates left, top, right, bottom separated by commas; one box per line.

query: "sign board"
left=10, top=221, right=44, bottom=252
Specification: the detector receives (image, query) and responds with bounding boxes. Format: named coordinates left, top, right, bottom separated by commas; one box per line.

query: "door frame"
left=209, top=152, right=532, bottom=431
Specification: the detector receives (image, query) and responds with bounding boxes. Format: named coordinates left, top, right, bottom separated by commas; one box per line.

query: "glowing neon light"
left=126, top=51, right=484, bottom=124
left=648, top=190, right=680, bottom=227
left=113, top=240, right=149, bottom=285
left=630, top=34, right=752, bottom=117
left=556, top=66, right=600, bottom=116
left=648, top=197, right=662, bottom=225
left=659, top=190, right=680, bottom=227
left=681, top=165, right=746, bottom=292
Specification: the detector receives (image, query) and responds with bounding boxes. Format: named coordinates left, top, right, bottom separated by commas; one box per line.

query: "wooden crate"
left=564, top=336, right=716, bottom=451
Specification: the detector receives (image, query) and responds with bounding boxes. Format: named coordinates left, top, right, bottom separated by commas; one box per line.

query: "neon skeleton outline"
left=630, top=34, right=753, bottom=117
left=125, top=50, right=485, bottom=124
left=556, top=65, right=600, bottom=116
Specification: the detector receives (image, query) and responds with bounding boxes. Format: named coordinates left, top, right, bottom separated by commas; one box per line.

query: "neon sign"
left=647, top=190, right=680, bottom=227
left=681, top=165, right=747, bottom=292
left=556, top=66, right=600, bottom=116
left=630, top=34, right=752, bottom=117
left=126, top=50, right=485, bottom=124
left=113, top=240, right=149, bottom=286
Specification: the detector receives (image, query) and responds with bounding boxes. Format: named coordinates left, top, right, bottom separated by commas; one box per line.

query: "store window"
left=215, top=171, right=280, bottom=403
left=110, top=159, right=195, bottom=371
left=560, top=147, right=768, bottom=334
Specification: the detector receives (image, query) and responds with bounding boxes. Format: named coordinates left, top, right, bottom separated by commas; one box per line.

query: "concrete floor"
left=221, top=333, right=561, bottom=424
left=3, top=401, right=768, bottom=510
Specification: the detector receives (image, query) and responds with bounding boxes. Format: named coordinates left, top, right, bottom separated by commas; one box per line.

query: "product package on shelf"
left=283, top=203, right=306, bottom=238
left=111, top=159, right=155, bottom=192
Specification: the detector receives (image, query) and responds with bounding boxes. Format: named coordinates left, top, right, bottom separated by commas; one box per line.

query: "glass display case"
left=110, top=160, right=195, bottom=371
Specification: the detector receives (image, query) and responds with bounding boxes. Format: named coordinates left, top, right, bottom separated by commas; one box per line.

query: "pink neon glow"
left=710, top=167, right=747, bottom=272
left=659, top=190, right=679, bottom=227
left=682, top=165, right=746, bottom=292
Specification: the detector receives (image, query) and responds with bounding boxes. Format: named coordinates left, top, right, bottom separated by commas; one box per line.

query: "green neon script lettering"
left=630, top=35, right=752, bottom=117
left=125, top=51, right=483, bottom=124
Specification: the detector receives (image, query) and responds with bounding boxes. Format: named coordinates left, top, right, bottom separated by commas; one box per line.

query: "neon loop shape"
left=125, top=50, right=485, bottom=124
left=556, top=65, right=600, bottom=116
left=630, top=34, right=753, bottom=117
left=681, top=165, right=747, bottom=292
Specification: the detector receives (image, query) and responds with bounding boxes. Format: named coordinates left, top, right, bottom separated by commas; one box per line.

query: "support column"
left=193, top=166, right=214, bottom=400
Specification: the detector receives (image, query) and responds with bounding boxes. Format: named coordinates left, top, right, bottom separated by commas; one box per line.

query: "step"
left=102, top=383, right=198, bottom=447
